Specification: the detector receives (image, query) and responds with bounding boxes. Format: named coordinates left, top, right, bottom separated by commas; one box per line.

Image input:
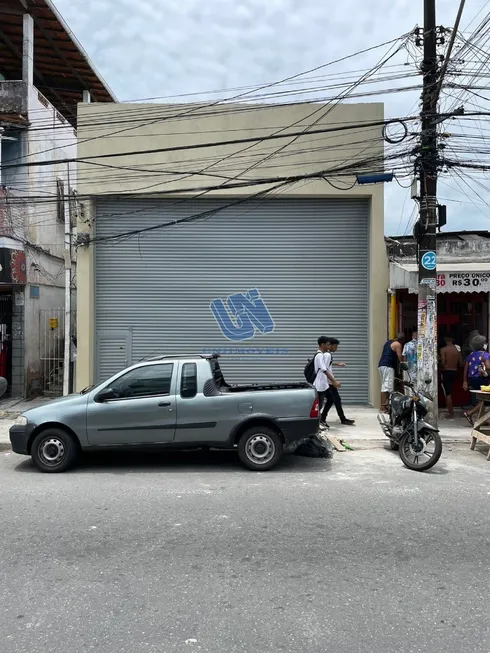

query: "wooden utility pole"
left=416, top=0, right=439, bottom=423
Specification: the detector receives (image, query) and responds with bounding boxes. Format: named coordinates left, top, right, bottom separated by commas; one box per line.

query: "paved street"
left=1, top=444, right=490, bottom=653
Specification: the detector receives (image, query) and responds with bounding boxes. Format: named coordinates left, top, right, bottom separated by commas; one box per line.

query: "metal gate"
left=40, top=307, right=64, bottom=396
left=94, top=197, right=370, bottom=403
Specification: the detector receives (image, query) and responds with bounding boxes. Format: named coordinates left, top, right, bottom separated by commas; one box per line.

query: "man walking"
left=378, top=333, right=405, bottom=413
left=313, top=336, right=338, bottom=429
left=440, top=334, right=462, bottom=419
left=322, top=338, right=355, bottom=426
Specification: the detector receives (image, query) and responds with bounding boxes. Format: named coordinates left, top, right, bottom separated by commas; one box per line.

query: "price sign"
left=436, top=273, right=490, bottom=293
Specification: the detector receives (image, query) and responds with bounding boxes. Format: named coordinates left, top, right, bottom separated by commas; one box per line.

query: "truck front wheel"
left=238, top=426, right=283, bottom=471
left=31, top=428, right=79, bottom=473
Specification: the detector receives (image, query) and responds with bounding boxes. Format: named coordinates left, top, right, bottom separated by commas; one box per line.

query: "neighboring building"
left=0, top=0, right=116, bottom=397
left=76, top=101, right=388, bottom=406
left=387, top=230, right=490, bottom=405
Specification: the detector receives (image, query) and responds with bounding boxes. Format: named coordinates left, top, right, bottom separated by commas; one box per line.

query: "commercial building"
left=76, top=101, right=388, bottom=405
left=387, top=230, right=490, bottom=406
left=0, top=0, right=115, bottom=396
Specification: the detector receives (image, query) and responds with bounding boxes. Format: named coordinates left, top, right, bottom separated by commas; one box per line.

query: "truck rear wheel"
left=238, top=426, right=283, bottom=471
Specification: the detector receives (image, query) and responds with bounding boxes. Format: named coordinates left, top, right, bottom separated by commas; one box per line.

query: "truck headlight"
left=15, top=415, right=27, bottom=426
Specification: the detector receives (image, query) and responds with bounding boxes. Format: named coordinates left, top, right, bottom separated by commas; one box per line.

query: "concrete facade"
left=0, top=2, right=114, bottom=398
left=76, top=101, right=388, bottom=406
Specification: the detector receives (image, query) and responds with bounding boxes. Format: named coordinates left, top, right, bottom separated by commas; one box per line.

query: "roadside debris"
left=293, top=433, right=333, bottom=459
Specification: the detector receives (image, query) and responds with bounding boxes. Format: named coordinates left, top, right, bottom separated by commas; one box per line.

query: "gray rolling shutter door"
left=95, top=198, right=369, bottom=403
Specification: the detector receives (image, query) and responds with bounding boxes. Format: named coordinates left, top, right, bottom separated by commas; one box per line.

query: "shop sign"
left=209, top=288, right=275, bottom=342
left=436, top=272, right=490, bottom=293
left=205, top=288, right=291, bottom=360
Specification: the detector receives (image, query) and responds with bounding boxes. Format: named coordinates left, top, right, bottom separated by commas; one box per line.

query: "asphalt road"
left=1, top=444, right=490, bottom=653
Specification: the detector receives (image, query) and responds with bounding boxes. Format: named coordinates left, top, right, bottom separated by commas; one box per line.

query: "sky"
left=56, top=0, right=490, bottom=236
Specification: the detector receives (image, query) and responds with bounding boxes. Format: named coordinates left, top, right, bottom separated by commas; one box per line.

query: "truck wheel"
left=238, top=427, right=283, bottom=471
left=31, top=428, right=79, bottom=473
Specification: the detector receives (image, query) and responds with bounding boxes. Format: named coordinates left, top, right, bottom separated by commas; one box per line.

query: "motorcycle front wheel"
left=399, top=429, right=442, bottom=472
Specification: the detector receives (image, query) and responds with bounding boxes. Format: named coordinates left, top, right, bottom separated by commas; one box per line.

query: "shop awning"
left=390, top=261, right=490, bottom=294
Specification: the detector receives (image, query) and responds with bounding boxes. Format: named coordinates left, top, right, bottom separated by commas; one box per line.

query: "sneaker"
left=341, top=419, right=355, bottom=426
left=319, top=421, right=330, bottom=430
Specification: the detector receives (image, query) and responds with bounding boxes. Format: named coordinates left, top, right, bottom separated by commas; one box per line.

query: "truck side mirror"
left=96, top=387, right=117, bottom=402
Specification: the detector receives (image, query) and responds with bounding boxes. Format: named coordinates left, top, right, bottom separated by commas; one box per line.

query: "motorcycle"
left=377, top=364, right=442, bottom=471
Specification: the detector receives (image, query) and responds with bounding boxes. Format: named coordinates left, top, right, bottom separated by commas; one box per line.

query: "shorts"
left=378, top=366, right=395, bottom=393
left=468, top=376, right=486, bottom=405
left=441, top=370, right=457, bottom=396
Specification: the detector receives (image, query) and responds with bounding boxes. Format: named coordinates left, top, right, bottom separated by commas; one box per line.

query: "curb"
left=341, top=438, right=471, bottom=450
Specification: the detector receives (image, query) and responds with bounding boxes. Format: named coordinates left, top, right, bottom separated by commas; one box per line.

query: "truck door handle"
left=158, top=402, right=171, bottom=407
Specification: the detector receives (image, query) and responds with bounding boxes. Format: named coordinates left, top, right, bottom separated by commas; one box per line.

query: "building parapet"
left=0, top=80, right=28, bottom=115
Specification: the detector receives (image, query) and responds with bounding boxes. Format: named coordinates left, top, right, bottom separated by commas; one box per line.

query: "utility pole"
left=63, top=164, right=72, bottom=396
left=416, top=0, right=439, bottom=423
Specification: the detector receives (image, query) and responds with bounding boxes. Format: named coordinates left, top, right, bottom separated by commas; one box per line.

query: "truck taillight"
left=310, top=397, right=319, bottom=418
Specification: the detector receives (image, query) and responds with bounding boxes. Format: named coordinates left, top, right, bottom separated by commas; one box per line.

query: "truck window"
left=180, top=363, right=197, bottom=398
left=110, top=363, right=173, bottom=398
left=209, top=358, right=226, bottom=388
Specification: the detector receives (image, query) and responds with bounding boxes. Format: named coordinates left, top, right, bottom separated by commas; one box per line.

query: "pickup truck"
left=9, top=354, right=320, bottom=473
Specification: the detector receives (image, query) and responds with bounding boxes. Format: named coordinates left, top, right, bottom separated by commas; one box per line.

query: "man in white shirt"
left=313, top=336, right=338, bottom=429
left=322, top=338, right=355, bottom=426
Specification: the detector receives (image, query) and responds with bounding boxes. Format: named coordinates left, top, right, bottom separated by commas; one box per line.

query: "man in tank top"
left=378, top=333, right=405, bottom=413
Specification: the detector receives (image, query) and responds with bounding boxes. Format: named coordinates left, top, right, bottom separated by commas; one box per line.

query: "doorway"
left=0, top=292, right=12, bottom=393
left=396, top=290, right=489, bottom=407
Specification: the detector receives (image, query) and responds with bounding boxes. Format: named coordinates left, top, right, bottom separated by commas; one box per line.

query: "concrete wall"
left=20, top=88, right=76, bottom=394
left=0, top=80, right=28, bottom=114
left=76, top=102, right=388, bottom=405
left=77, top=101, right=384, bottom=197
left=25, top=86, right=76, bottom=258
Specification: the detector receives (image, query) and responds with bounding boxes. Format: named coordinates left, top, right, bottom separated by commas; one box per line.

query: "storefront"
left=389, top=261, right=490, bottom=407
left=76, top=100, right=388, bottom=407
left=91, top=196, right=378, bottom=404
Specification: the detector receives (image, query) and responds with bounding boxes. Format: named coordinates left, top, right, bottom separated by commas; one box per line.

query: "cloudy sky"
left=57, top=0, right=490, bottom=235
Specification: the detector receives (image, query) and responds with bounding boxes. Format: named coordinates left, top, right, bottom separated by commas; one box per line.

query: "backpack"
left=304, top=353, right=319, bottom=384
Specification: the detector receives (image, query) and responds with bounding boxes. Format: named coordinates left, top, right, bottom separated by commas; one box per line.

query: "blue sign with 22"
left=421, top=251, right=436, bottom=271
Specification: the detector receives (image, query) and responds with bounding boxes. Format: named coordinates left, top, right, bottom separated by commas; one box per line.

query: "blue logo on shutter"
left=210, top=288, right=275, bottom=342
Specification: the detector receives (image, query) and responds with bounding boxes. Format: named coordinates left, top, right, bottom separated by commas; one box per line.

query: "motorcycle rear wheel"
left=399, top=429, right=442, bottom=472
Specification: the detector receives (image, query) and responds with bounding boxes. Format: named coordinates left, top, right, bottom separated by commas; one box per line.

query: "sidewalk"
left=0, top=396, right=54, bottom=419
left=0, top=397, right=55, bottom=452
left=327, top=406, right=473, bottom=449
left=0, top=405, right=475, bottom=453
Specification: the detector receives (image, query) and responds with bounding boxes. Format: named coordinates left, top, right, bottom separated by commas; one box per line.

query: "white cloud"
left=56, top=0, right=490, bottom=234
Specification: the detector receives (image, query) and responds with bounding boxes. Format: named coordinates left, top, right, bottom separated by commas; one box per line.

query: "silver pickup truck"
left=9, top=354, right=319, bottom=473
